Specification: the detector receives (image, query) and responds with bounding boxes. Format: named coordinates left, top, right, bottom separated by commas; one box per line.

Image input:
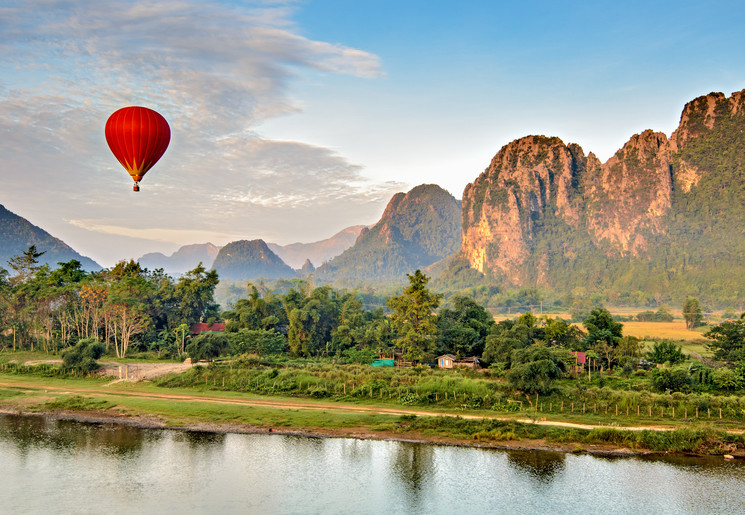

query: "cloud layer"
left=0, top=0, right=400, bottom=266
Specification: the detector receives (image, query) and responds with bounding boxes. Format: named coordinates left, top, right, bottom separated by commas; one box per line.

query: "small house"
left=454, top=356, right=481, bottom=369
left=437, top=354, right=456, bottom=369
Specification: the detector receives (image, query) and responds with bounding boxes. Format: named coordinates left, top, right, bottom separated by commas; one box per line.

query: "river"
left=1, top=414, right=744, bottom=514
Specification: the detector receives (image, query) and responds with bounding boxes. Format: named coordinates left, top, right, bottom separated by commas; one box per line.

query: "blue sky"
left=1, top=0, right=744, bottom=267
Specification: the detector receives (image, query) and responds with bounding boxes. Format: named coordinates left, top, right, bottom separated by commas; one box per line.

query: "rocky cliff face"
left=462, top=136, right=584, bottom=278
left=460, top=88, right=745, bottom=294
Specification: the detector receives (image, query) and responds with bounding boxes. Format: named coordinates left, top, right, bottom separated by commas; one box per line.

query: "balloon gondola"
left=105, top=106, right=170, bottom=191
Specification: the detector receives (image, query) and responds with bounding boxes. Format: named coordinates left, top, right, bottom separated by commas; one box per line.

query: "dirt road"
left=0, top=377, right=695, bottom=434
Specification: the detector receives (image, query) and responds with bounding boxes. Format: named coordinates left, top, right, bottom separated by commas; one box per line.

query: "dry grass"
left=622, top=321, right=706, bottom=341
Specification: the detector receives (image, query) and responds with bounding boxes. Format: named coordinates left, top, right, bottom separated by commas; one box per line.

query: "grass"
left=1, top=371, right=744, bottom=454
left=622, top=321, right=708, bottom=342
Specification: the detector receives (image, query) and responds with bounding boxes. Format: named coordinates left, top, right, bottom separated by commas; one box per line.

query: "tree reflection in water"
left=0, top=414, right=157, bottom=457
left=505, top=450, right=566, bottom=483
left=392, top=442, right=435, bottom=496
left=176, top=430, right=226, bottom=449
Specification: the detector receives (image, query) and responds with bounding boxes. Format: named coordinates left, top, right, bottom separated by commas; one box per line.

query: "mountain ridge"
left=0, top=204, right=101, bottom=272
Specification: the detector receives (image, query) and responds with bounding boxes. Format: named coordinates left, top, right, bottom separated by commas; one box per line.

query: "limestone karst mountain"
left=315, top=184, right=462, bottom=285
left=211, top=239, right=295, bottom=281
left=456, top=88, right=745, bottom=304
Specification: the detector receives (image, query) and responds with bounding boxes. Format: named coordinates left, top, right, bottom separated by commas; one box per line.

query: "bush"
left=651, top=367, right=691, bottom=393
left=648, top=340, right=685, bottom=365
left=187, top=333, right=229, bottom=362
left=61, top=339, right=105, bottom=373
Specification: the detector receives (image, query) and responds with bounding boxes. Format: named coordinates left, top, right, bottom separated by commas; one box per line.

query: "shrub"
left=651, top=367, right=691, bottom=393
left=61, top=339, right=105, bottom=373
left=649, top=340, right=685, bottom=365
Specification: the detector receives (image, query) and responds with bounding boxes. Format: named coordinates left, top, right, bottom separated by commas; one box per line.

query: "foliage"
left=436, top=295, right=495, bottom=357
left=651, top=367, right=692, bottom=393
left=636, top=306, right=674, bottom=322
left=387, top=270, right=442, bottom=361
left=61, top=339, right=105, bottom=373
left=705, top=318, right=745, bottom=363
left=227, top=329, right=286, bottom=356
left=507, top=344, right=567, bottom=394
left=186, top=333, right=230, bottom=362
left=683, top=298, right=704, bottom=330
left=648, top=340, right=686, bottom=365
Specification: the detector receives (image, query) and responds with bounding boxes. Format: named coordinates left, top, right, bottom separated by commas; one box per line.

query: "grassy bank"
left=0, top=371, right=743, bottom=456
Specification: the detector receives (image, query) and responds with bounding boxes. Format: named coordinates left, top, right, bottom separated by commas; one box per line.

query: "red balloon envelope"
left=105, top=106, right=170, bottom=191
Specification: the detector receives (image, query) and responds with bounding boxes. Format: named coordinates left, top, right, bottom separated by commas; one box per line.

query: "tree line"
left=2, top=247, right=744, bottom=396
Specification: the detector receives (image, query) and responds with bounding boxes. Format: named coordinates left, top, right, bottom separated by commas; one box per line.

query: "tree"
left=186, top=333, right=229, bottom=362
left=173, top=263, right=220, bottom=324
left=648, top=340, right=685, bottom=364
left=387, top=270, right=442, bottom=362
left=7, top=245, right=45, bottom=284
left=683, top=298, right=703, bottom=330
left=436, top=295, right=494, bottom=357
left=705, top=318, right=745, bottom=363
left=507, top=344, right=567, bottom=394
left=583, top=308, right=623, bottom=369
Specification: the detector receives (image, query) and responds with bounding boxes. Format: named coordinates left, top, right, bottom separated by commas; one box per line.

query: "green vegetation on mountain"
left=450, top=89, right=745, bottom=308
left=211, top=240, right=295, bottom=281
left=0, top=204, right=100, bottom=272
left=315, top=184, right=461, bottom=286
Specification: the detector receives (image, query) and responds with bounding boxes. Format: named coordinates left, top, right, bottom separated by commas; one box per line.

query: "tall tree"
left=173, top=263, right=220, bottom=324
left=682, top=297, right=703, bottom=330
left=387, top=270, right=442, bottom=362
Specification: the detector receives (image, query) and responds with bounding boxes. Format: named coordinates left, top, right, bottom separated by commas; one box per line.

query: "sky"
left=2, top=0, right=745, bottom=267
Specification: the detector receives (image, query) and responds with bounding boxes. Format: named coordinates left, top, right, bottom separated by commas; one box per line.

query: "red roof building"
left=570, top=351, right=587, bottom=365
left=190, top=322, right=226, bottom=336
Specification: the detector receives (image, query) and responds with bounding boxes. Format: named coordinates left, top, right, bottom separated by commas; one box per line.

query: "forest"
left=3, top=245, right=745, bottom=404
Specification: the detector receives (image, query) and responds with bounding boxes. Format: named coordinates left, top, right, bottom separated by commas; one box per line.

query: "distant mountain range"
left=4, top=87, right=745, bottom=306
left=267, top=226, right=365, bottom=269
left=0, top=204, right=100, bottom=272
left=139, top=243, right=221, bottom=275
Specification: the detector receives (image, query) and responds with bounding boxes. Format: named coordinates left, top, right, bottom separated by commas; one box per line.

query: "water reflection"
left=0, top=414, right=744, bottom=514
left=0, top=414, right=156, bottom=457
left=175, top=430, right=226, bottom=449
left=392, top=442, right=435, bottom=493
left=505, top=449, right=566, bottom=483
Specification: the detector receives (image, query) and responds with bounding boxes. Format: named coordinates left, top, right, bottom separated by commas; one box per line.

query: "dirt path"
left=0, top=377, right=717, bottom=434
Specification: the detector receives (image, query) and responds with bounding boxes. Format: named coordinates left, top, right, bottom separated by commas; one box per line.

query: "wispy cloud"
left=0, top=0, right=398, bottom=266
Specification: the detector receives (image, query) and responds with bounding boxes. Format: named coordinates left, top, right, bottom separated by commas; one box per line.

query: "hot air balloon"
left=105, top=106, right=171, bottom=191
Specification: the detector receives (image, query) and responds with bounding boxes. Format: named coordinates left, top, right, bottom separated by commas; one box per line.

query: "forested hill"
left=211, top=239, right=295, bottom=281
left=314, top=184, right=462, bottom=286
left=451, top=88, right=745, bottom=306
left=0, top=203, right=101, bottom=272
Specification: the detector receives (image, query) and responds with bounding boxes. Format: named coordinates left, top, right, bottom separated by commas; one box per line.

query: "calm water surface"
left=1, top=414, right=744, bottom=514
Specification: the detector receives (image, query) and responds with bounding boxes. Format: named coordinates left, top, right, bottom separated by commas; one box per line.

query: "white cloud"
left=0, top=0, right=398, bottom=266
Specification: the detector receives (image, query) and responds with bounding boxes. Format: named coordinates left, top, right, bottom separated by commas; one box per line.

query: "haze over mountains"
left=0, top=204, right=100, bottom=271
left=3, top=88, right=745, bottom=305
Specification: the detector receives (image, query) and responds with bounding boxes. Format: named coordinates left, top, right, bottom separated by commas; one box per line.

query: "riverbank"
left=0, top=373, right=742, bottom=458
left=0, top=406, right=645, bottom=457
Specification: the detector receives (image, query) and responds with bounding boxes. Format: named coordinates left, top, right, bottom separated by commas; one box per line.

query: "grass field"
left=622, top=321, right=707, bottom=341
